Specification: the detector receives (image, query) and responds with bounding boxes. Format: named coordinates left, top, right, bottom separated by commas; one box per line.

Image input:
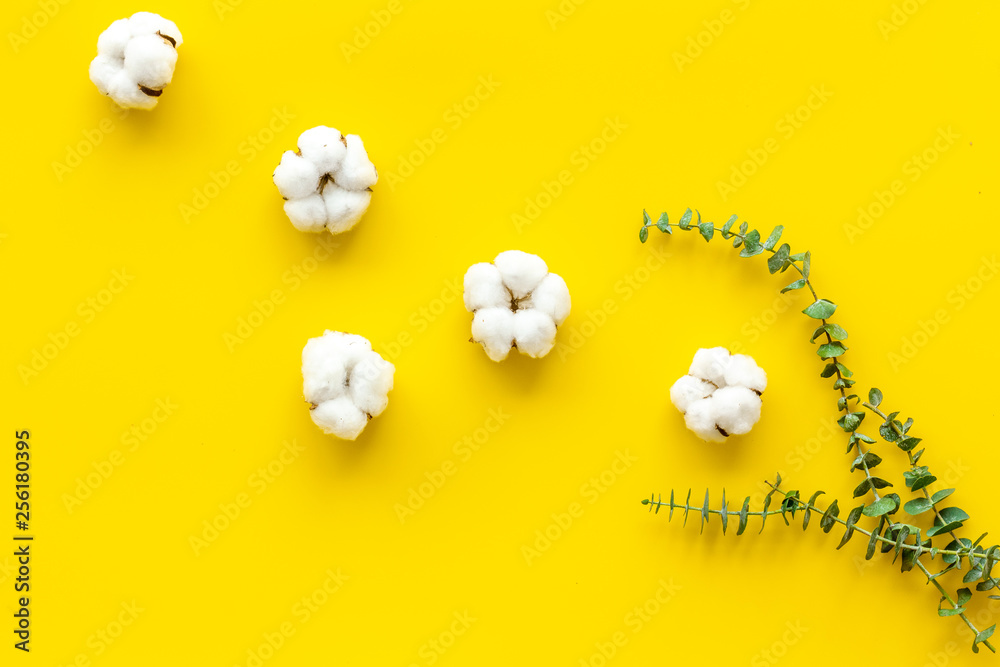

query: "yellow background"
left=3, top=0, right=999, bottom=664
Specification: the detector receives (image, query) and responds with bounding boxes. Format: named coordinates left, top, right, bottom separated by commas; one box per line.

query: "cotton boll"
left=323, top=185, right=371, bottom=234
left=89, top=55, right=119, bottom=94
left=150, top=16, right=183, bottom=45
left=310, top=397, right=368, bottom=440
left=284, top=194, right=327, bottom=233
left=273, top=152, right=321, bottom=200
left=689, top=347, right=730, bottom=386
left=128, top=12, right=168, bottom=37
left=494, top=250, right=548, bottom=299
left=97, top=19, right=131, bottom=58
left=472, top=308, right=515, bottom=362
left=523, top=273, right=571, bottom=325
left=335, top=134, right=378, bottom=190
left=334, top=333, right=373, bottom=371
left=302, top=356, right=347, bottom=404
left=669, top=375, right=715, bottom=414
left=302, top=332, right=392, bottom=439
left=464, top=263, right=509, bottom=312
left=298, top=126, right=346, bottom=174
left=723, top=354, right=767, bottom=393
left=512, top=310, right=557, bottom=358
left=123, top=34, right=177, bottom=89
left=277, top=127, right=378, bottom=234
left=91, top=13, right=182, bottom=109
left=712, top=386, right=762, bottom=436
left=672, top=347, right=767, bottom=441
left=108, top=71, right=157, bottom=110
left=349, top=352, right=395, bottom=417
left=684, top=398, right=726, bottom=443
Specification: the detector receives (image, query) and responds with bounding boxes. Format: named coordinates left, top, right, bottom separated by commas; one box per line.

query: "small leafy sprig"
left=639, top=209, right=998, bottom=654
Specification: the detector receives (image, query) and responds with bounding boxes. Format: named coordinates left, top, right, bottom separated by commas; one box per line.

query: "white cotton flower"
left=89, top=12, right=182, bottom=110
left=273, top=127, right=377, bottom=236
left=464, top=251, right=570, bottom=361
left=670, top=347, right=767, bottom=441
left=302, top=331, right=394, bottom=440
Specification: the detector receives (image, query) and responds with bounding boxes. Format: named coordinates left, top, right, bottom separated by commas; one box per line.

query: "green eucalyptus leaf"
left=837, top=411, right=865, bottom=431
left=699, top=221, right=714, bottom=242
left=639, top=226, right=648, bottom=243
left=803, top=251, right=811, bottom=278
left=811, top=323, right=849, bottom=342
left=803, top=491, right=825, bottom=530
left=721, top=215, right=737, bottom=238
left=897, top=437, right=922, bottom=452
left=656, top=212, right=671, bottom=233
left=851, top=451, right=882, bottom=472
left=737, top=497, right=750, bottom=536
left=866, top=517, right=886, bottom=560
left=939, top=507, right=971, bottom=524
left=863, top=496, right=898, bottom=518
left=781, top=278, right=806, bottom=293
left=803, top=299, right=837, bottom=319
left=868, top=388, right=883, bottom=407
left=678, top=208, right=693, bottom=230
left=958, top=588, right=974, bottom=606
left=763, top=225, right=784, bottom=250
left=973, top=625, right=996, bottom=654
left=904, top=498, right=934, bottom=515
left=820, top=499, right=840, bottom=533
left=932, top=488, right=956, bottom=504
left=700, top=489, right=710, bottom=534
left=837, top=506, right=865, bottom=549
left=818, top=342, right=848, bottom=359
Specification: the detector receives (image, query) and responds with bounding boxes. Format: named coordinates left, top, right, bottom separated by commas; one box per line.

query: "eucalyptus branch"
left=638, top=209, right=999, bottom=653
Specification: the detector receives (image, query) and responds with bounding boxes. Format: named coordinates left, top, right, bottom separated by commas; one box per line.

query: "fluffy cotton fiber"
left=669, top=347, right=767, bottom=442
left=302, top=331, right=395, bottom=440
left=89, top=12, right=183, bottom=110
left=464, top=251, right=571, bottom=361
left=273, top=127, right=378, bottom=235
